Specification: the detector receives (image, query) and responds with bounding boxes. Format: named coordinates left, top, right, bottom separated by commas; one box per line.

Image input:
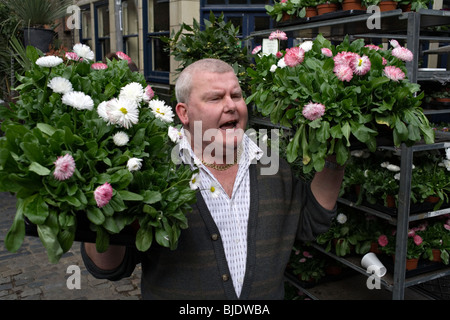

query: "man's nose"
left=223, top=95, right=237, bottom=112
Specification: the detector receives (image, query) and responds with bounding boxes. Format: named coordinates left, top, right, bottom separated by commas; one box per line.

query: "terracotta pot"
left=400, top=3, right=411, bottom=11
left=379, top=1, right=398, bottom=12
left=431, top=249, right=442, bottom=263
left=317, top=3, right=339, bottom=14
left=435, top=97, right=450, bottom=103
left=386, top=195, right=396, bottom=208
left=370, top=242, right=382, bottom=254
left=342, top=0, right=366, bottom=10
left=406, top=258, right=419, bottom=270
left=425, top=195, right=440, bottom=203
left=325, top=265, right=343, bottom=275
left=305, top=6, right=318, bottom=17
left=281, top=12, right=291, bottom=21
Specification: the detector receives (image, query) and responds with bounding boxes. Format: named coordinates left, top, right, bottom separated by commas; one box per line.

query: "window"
left=79, top=5, right=92, bottom=48
left=122, top=0, right=140, bottom=68
left=95, top=1, right=111, bottom=61
left=143, top=0, right=170, bottom=83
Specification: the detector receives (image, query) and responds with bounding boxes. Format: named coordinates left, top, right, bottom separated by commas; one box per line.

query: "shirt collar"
left=178, top=128, right=263, bottom=170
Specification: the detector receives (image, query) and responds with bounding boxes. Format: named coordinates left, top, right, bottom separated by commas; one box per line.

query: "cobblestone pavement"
left=0, top=192, right=142, bottom=300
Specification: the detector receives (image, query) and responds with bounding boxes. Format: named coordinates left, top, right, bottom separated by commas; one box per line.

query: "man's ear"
left=175, top=102, right=189, bottom=127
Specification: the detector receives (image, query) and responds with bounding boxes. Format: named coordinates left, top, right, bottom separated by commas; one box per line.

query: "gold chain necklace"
left=201, top=147, right=242, bottom=171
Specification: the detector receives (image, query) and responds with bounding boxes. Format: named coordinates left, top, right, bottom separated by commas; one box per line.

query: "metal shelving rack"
left=250, top=9, right=450, bottom=300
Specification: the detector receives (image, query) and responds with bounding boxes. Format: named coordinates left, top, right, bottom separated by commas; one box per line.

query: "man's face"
left=181, top=71, right=248, bottom=160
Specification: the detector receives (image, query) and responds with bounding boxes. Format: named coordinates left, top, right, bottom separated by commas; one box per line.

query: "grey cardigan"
left=81, top=159, right=336, bottom=300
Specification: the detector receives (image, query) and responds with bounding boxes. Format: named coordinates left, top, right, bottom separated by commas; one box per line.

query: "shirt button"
left=211, top=233, right=219, bottom=241
left=222, top=274, right=229, bottom=282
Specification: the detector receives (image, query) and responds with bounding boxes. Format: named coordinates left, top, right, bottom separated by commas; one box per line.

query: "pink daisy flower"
left=276, top=51, right=283, bottom=58
left=252, top=45, right=262, bottom=55
left=53, top=154, right=76, bottom=181
left=383, top=66, right=405, bottom=82
left=284, top=47, right=305, bottom=67
left=94, top=182, right=113, bottom=208
left=269, top=30, right=288, bottom=41
left=302, top=102, right=325, bottom=121
left=378, top=235, right=389, bottom=247
left=333, top=63, right=353, bottom=82
left=333, top=51, right=358, bottom=67
left=65, top=52, right=80, bottom=61
left=382, top=57, right=387, bottom=65
left=143, top=84, right=155, bottom=102
left=351, top=54, right=371, bottom=75
left=413, top=234, right=423, bottom=246
left=444, top=223, right=450, bottom=231
left=392, top=46, right=413, bottom=62
left=116, top=51, right=132, bottom=62
left=321, top=47, right=333, bottom=57
left=364, top=44, right=381, bottom=51
left=91, top=62, right=108, bottom=70
left=389, top=39, right=400, bottom=48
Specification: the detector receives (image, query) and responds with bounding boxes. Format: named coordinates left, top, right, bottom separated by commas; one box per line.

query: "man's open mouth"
left=220, top=120, right=238, bottom=130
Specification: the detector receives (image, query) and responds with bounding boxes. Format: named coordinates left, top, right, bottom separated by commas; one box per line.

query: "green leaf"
left=286, top=128, right=301, bottom=163
left=143, top=190, right=162, bottom=204
left=24, top=194, right=49, bottom=225
left=29, top=162, right=51, bottom=176
left=118, top=190, right=144, bottom=201
left=87, top=207, right=105, bottom=225
left=4, top=198, right=26, bottom=252
left=37, top=210, right=63, bottom=263
left=95, top=227, right=110, bottom=253
left=136, top=224, right=153, bottom=251
left=36, top=123, right=56, bottom=136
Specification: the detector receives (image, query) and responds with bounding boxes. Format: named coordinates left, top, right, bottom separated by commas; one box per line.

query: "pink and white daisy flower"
left=269, top=30, right=288, bottom=41
left=91, top=62, right=108, bottom=70
left=351, top=55, right=371, bottom=75
left=252, top=45, right=262, bottom=55
left=392, top=46, right=413, bottom=61
left=364, top=44, right=381, bottom=51
left=143, top=85, right=155, bottom=102
left=389, top=39, right=400, bottom=48
left=53, top=154, right=76, bottom=181
left=94, top=182, right=113, bottom=208
left=333, top=63, right=353, bottom=82
left=383, top=66, right=405, bottom=82
left=333, top=51, right=358, bottom=67
left=284, top=47, right=305, bottom=67
left=65, top=52, right=80, bottom=61
left=321, top=47, right=333, bottom=57
left=116, top=51, right=132, bottom=62
left=302, top=102, right=326, bottom=121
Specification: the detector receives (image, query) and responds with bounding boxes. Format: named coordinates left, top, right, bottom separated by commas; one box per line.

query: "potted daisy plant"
left=246, top=34, right=434, bottom=174
left=0, top=44, right=198, bottom=263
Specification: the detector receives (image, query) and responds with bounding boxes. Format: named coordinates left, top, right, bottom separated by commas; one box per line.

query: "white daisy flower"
left=380, top=161, right=390, bottom=168
left=48, top=77, right=73, bottom=94
left=386, top=164, right=401, bottom=172
left=277, top=57, right=287, bottom=68
left=73, top=43, right=95, bottom=61
left=127, top=157, right=143, bottom=172
left=446, top=148, right=450, bottom=160
left=189, top=173, right=200, bottom=190
left=394, top=173, right=401, bottom=180
left=97, top=101, right=111, bottom=123
left=208, top=182, right=221, bottom=198
left=107, top=97, right=139, bottom=129
left=336, top=213, right=347, bottom=224
left=149, top=99, right=174, bottom=123
left=112, top=131, right=129, bottom=146
left=300, top=40, right=313, bottom=52
left=62, top=91, right=94, bottom=111
left=36, top=56, right=63, bottom=68
left=269, top=64, right=277, bottom=73
left=168, top=126, right=183, bottom=143
left=119, top=82, right=145, bottom=105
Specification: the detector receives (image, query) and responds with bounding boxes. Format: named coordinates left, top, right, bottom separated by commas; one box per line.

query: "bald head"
left=175, top=59, right=236, bottom=104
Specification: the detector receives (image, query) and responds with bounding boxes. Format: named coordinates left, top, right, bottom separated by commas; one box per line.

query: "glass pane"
left=125, top=36, right=140, bottom=68
left=228, top=17, right=243, bottom=35
left=152, top=37, right=169, bottom=72
left=97, top=5, right=110, bottom=38
left=122, top=0, right=139, bottom=35
left=81, top=9, right=91, bottom=39
left=250, top=0, right=270, bottom=4
left=99, top=38, right=111, bottom=59
left=205, top=0, right=226, bottom=4
left=228, top=0, right=247, bottom=4
left=254, top=16, right=271, bottom=32
left=154, top=0, right=169, bottom=32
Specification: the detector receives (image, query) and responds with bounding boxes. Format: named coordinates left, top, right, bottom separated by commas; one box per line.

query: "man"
left=82, top=58, right=345, bottom=299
